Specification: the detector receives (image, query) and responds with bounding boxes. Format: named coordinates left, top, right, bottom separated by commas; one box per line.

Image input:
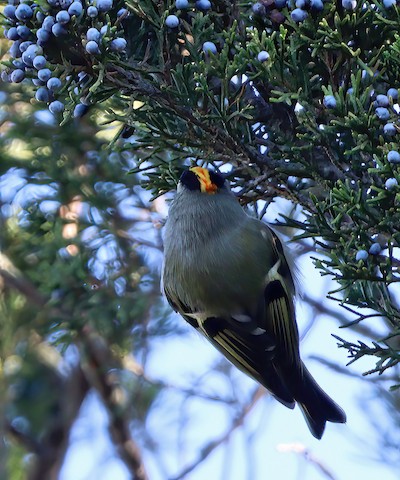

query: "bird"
left=162, top=166, right=346, bottom=439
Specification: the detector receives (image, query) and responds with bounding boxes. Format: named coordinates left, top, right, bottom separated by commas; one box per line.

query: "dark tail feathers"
left=295, top=365, right=346, bottom=439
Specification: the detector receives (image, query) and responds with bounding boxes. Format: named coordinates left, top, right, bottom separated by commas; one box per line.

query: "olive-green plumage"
left=162, top=167, right=346, bottom=439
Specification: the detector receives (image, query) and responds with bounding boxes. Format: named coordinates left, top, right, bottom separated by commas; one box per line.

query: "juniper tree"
left=1, top=0, right=400, bottom=479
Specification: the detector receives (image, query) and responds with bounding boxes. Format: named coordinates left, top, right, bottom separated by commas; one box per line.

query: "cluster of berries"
left=251, top=0, right=400, bottom=25
left=324, top=88, right=400, bottom=191
left=164, top=1, right=220, bottom=55
left=2, top=0, right=128, bottom=116
left=251, top=0, right=322, bottom=25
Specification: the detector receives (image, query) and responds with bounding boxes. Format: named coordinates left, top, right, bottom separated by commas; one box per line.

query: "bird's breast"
left=163, top=219, right=268, bottom=316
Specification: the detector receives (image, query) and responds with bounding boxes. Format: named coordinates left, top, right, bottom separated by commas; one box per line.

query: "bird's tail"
left=294, top=364, right=346, bottom=439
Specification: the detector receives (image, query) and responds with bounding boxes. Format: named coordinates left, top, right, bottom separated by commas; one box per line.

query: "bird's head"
left=178, top=167, right=227, bottom=195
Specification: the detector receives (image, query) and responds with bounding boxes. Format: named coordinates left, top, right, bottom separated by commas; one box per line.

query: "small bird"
left=162, top=166, right=346, bottom=439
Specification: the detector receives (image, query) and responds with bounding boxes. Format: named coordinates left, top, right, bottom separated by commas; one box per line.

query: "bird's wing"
left=164, top=288, right=277, bottom=372
left=261, top=226, right=300, bottom=366
left=163, top=289, right=200, bottom=329
left=164, top=296, right=295, bottom=407
left=198, top=314, right=295, bottom=407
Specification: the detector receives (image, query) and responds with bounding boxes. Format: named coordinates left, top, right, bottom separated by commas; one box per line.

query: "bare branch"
left=169, top=386, right=265, bottom=480
left=79, top=328, right=149, bottom=480
left=277, top=443, right=337, bottom=480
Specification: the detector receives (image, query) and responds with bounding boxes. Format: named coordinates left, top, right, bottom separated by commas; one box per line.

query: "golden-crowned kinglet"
left=162, top=167, right=346, bottom=438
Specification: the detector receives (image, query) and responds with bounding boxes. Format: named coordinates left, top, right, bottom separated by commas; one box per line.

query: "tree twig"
left=79, top=327, right=149, bottom=480
left=277, top=443, right=337, bottom=480
left=169, top=386, right=265, bottom=480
